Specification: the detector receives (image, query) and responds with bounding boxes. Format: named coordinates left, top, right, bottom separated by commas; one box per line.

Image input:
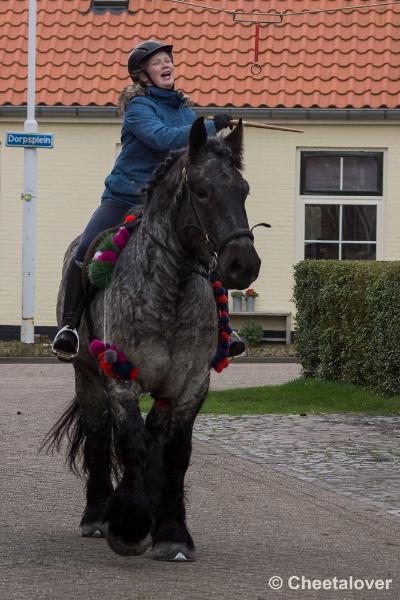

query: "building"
left=1, top=0, right=400, bottom=340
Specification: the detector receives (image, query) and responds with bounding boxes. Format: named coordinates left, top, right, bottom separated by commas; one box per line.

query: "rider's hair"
left=118, top=84, right=195, bottom=115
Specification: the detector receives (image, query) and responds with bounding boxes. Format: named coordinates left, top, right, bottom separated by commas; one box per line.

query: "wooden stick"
left=237, top=119, right=303, bottom=133
left=207, top=116, right=303, bottom=133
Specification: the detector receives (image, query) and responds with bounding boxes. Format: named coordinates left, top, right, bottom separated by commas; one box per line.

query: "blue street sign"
left=6, top=131, right=54, bottom=149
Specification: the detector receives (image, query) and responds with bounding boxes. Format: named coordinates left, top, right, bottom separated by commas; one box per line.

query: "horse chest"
left=131, top=303, right=217, bottom=396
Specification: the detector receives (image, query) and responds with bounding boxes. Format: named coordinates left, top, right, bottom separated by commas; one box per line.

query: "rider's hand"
left=213, top=114, right=234, bottom=132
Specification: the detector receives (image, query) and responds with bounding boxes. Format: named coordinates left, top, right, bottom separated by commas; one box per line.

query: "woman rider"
left=52, top=40, right=244, bottom=360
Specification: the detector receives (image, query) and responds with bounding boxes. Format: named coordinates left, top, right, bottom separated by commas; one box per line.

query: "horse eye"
left=196, top=187, right=208, bottom=200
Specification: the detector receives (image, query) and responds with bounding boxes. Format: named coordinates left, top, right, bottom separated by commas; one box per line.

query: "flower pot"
left=245, top=296, right=256, bottom=312
left=232, top=297, right=243, bottom=312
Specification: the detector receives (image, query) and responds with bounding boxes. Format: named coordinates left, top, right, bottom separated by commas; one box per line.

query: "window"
left=300, top=152, right=383, bottom=196
left=298, top=150, right=384, bottom=261
left=305, top=204, right=377, bottom=260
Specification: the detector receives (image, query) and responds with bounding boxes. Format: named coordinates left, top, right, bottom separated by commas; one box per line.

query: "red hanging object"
left=251, top=23, right=262, bottom=75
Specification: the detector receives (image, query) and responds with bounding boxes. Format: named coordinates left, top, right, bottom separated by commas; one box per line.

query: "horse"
left=44, top=117, right=261, bottom=561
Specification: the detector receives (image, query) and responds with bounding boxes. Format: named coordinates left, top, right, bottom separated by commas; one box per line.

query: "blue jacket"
left=102, top=86, right=216, bottom=207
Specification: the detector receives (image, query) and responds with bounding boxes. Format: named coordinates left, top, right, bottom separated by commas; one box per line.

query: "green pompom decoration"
left=88, top=233, right=120, bottom=289
left=89, top=260, right=115, bottom=289
left=96, top=233, right=119, bottom=254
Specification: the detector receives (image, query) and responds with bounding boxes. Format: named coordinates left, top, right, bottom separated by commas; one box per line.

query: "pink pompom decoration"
left=97, top=249, right=118, bottom=264
left=118, top=227, right=130, bottom=241
left=117, top=351, right=127, bottom=363
left=89, top=339, right=106, bottom=356
left=113, top=231, right=127, bottom=251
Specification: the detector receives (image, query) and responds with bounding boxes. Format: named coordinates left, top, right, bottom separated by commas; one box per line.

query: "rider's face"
left=140, top=52, right=175, bottom=89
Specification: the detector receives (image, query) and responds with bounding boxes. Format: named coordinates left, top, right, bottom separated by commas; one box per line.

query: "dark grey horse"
left=45, top=118, right=260, bottom=561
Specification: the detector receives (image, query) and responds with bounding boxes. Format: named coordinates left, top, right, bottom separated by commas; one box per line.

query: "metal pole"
left=21, top=0, right=38, bottom=343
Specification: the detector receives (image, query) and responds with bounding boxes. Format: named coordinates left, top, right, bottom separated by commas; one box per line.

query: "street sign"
left=6, top=131, right=54, bottom=149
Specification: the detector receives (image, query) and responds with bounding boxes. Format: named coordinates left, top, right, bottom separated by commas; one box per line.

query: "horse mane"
left=142, top=149, right=186, bottom=201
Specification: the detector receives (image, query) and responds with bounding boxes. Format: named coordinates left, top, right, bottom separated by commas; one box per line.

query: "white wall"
left=243, top=121, right=400, bottom=315
left=0, top=117, right=399, bottom=329
left=0, top=118, right=121, bottom=327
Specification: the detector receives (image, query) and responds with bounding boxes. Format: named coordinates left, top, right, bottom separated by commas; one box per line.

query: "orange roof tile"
left=1, top=0, right=400, bottom=109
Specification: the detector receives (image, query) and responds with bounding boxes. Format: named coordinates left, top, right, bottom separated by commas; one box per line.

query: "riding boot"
left=228, top=330, right=246, bottom=359
left=51, top=259, right=84, bottom=361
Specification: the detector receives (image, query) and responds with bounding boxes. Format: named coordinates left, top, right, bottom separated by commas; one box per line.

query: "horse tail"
left=40, top=397, right=86, bottom=478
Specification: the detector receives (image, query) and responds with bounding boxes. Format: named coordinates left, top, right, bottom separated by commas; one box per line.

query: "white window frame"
left=295, top=147, right=386, bottom=262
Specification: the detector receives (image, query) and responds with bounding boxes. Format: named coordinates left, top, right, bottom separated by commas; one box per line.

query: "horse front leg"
left=74, top=359, right=114, bottom=538
left=149, top=381, right=208, bottom=562
left=105, top=381, right=152, bottom=556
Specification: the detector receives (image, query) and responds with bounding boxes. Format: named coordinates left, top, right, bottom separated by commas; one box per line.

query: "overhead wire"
left=161, top=0, right=400, bottom=72
left=164, top=0, right=400, bottom=21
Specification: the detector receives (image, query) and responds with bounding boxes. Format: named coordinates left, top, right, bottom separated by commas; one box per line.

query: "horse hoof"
left=80, top=522, right=106, bottom=538
left=152, top=543, right=196, bottom=562
left=105, top=524, right=151, bottom=556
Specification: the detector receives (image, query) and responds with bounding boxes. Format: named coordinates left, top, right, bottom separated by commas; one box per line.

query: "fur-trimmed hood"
left=118, top=84, right=194, bottom=114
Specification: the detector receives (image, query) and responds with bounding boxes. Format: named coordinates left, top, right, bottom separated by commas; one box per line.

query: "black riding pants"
left=75, top=201, right=131, bottom=263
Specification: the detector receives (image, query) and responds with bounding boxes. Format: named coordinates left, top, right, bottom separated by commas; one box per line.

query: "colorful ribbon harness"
left=87, top=215, right=232, bottom=380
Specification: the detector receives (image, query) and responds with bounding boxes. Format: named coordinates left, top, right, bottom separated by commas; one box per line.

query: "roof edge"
left=1, top=106, right=400, bottom=121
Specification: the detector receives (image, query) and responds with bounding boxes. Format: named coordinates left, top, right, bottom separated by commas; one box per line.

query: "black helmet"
left=128, top=40, right=173, bottom=76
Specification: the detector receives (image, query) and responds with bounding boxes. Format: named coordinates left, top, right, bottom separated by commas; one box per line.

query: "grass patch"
left=139, top=377, right=400, bottom=416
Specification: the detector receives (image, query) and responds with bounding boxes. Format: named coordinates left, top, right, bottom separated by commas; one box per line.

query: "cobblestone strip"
left=194, top=414, right=400, bottom=517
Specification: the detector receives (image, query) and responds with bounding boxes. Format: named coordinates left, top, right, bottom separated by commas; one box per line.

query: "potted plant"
left=239, top=321, right=264, bottom=347
left=245, top=288, right=259, bottom=312
left=231, top=290, right=245, bottom=312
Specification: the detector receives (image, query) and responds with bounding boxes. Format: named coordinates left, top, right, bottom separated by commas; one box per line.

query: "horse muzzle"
left=217, top=238, right=261, bottom=290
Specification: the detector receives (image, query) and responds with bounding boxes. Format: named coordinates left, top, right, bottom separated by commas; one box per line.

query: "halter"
left=178, top=166, right=255, bottom=273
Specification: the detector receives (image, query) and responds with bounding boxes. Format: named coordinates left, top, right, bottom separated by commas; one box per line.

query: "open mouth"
left=161, top=70, right=172, bottom=79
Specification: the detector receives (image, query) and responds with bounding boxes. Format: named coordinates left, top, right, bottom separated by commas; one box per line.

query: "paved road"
left=1, top=364, right=399, bottom=599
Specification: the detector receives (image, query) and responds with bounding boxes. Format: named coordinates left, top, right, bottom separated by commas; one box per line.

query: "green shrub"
left=293, top=260, right=400, bottom=395
left=239, top=321, right=264, bottom=346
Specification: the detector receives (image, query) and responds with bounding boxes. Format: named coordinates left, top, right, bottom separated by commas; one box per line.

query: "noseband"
left=179, top=166, right=255, bottom=273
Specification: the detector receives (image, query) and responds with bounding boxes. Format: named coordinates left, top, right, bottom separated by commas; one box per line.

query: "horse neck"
left=120, top=185, right=195, bottom=304
left=142, top=189, right=179, bottom=249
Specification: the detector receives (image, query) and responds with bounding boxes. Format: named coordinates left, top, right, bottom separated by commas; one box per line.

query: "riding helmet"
left=128, top=40, right=174, bottom=77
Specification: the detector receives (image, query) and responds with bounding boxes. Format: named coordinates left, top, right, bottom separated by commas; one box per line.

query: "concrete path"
left=1, top=364, right=399, bottom=599
left=210, top=361, right=301, bottom=390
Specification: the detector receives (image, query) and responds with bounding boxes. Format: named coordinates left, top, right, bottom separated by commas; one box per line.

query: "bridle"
left=178, top=166, right=258, bottom=273
left=149, top=165, right=269, bottom=276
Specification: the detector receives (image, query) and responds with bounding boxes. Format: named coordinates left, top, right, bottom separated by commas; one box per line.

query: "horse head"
left=176, top=117, right=261, bottom=290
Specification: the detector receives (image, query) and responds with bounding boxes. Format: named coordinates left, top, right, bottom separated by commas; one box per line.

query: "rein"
left=87, top=164, right=268, bottom=380
left=147, top=232, right=208, bottom=279
left=87, top=204, right=236, bottom=377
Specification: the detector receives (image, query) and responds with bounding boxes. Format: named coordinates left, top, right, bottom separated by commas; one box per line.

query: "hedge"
left=293, top=260, right=400, bottom=395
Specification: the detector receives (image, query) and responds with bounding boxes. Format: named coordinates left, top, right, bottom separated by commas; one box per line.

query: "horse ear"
left=225, top=118, right=243, bottom=170
left=188, top=117, right=207, bottom=161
